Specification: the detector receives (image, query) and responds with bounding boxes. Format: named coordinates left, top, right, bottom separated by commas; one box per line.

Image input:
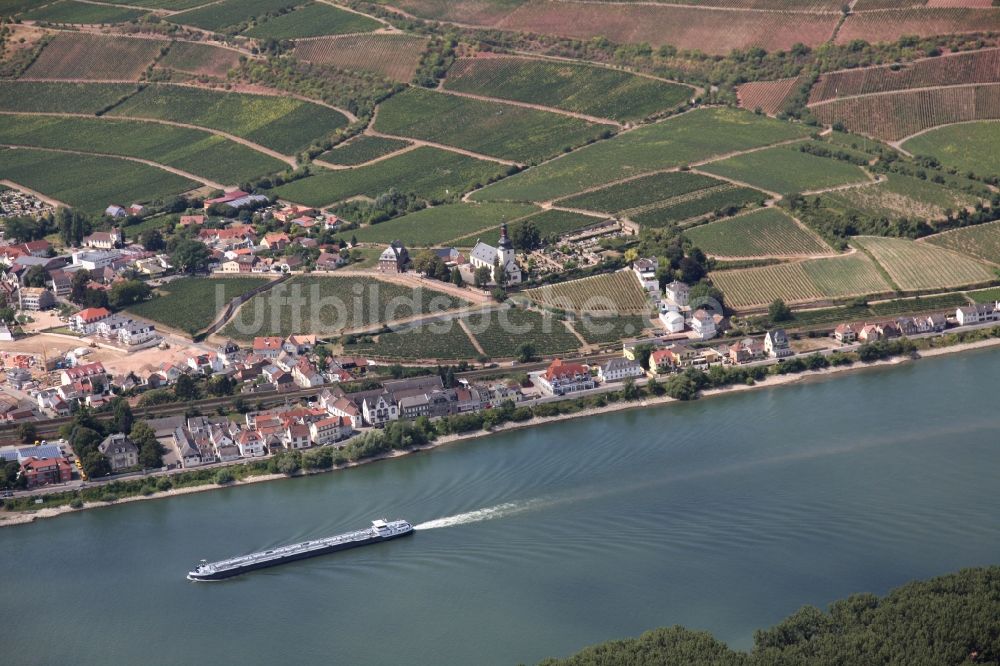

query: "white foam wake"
left=414, top=500, right=540, bottom=530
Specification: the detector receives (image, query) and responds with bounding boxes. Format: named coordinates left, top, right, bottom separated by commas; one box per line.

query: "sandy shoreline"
left=4, top=336, right=999, bottom=528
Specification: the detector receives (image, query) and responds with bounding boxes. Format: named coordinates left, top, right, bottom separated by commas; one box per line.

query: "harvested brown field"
left=370, top=0, right=528, bottom=24
left=809, top=48, right=1000, bottom=103
left=23, top=33, right=166, bottom=80
left=926, top=0, right=994, bottom=7
left=157, top=41, right=242, bottom=79
left=491, top=2, right=841, bottom=55
left=810, top=83, right=1000, bottom=140
left=737, top=77, right=802, bottom=115
left=294, top=33, right=428, bottom=82
left=837, top=8, right=1000, bottom=45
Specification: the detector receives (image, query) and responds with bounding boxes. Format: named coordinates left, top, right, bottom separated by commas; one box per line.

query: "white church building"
left=469, top=224, right=522, bottom=286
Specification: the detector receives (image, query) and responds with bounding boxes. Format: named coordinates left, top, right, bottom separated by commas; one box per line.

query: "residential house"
left=598, top=358, right=644, bottom=383
left=834, top=323, right=857, bottom=343
left=17, top=286, right=54, bottom=311
left=309, top=416, right=350, bottom=446
left=664, top=281, right=690, bottom=308
left=20, top=456, right=73, bottom=488
left=764, top=329, right=793, bottom=358
left=537, top=359, right=595, bottom=396
left=234, top=429, right=267, bottom=458
left=221, top=255, right=259, bottom=273
left=284, top=334, right=316, bottom=355
left=292, top=358, right=325, bottom=388
left=49, top=270, right=72, bottom=297
left=179, top=215, right=205, bottom=227
left=690, top=309, right=717, bottom=340
left=253, top=336, right=283, bottom=359
left=172, top=427, right=204, bottom=468
left=262, top=232, right=291, bottom=251
left=273, top=204, right=314, bottom=223
left=926, top=313, right=947, bottom=332
left=70, top=307, right=112, bottom=334
left=632, top=258, right=659, bottom=292
left=284, top=423, right=311, bottom=450
left=378, top=240, right=410, bottom=273
left=95, top=313, right=132, bottom=339
left=659, top=307, right=685, bottom=334
left=16, top=240, right=51, bottom=257
left=360, top=391, right=398, bottom=427
left=895, top=317, right=919, bottom=336
left=323, top=394, right=364, bottom=429
left=98, top=433, right=139, bottom=472
left=956, top=303, right=999, bottom=326
left=728, top=338, right=765, bottom=364
left=315, top=251, right=345, bottom=271
left=118, top=320, right=156, bottom=346
left=105, top=205, right=127, bottom=218
left=60, top=362, right=106, bottom=386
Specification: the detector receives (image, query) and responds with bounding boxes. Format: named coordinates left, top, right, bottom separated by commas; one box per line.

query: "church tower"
left=497, top=223, right=513, bottom=273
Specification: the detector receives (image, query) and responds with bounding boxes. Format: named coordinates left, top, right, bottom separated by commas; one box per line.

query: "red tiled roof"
left=75, top=307, right=111, bottom=323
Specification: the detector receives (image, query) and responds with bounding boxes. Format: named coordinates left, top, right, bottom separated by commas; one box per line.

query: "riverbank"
left=4, top=335, right=1000, bottom=528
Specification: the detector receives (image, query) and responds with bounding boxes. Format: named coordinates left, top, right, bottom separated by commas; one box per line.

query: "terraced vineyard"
left=926, top=220, right=1000, bottom=265
left=0, top=114, right=287, bottom=184
left=443, top=56, right=691, bottom=123
left=221, top=275, right=469, bottom=339
left=169, top=0, right=298, bottom=31
left=525, top=271, right=652, bottom=314
left=472, top=108, right=810, bottom=203
left=351, top=202, right=539, bottom=246
left=244, top=2, right=381, bottom=39
left=156, top=41, right=242, bottom=79
left=109, top=84, right=348, bottom=154
left=902, top=121, right=1000, bottom=178
left=711, top=253, right=892, bottom=310
left=737, top=77, right=803, bottom=116
left=684, top=209, right=831, bottom=258
left=273, top=146, right=508, bottom=207
left=293, top=33, right=428, bottom=81
left=809, top=48, right=1000, bottom=104
left=22, top=0, right=145, bottom=23
left=345, top=321, right=481, bottom=360
left=0, top=81, right=137, bottom=113
left=463, top=307, right=581, bottom=358
left=810, top=84, right=1000, bottom=141
left=24, top=33, right=166, bottom=80
left=700, top=145, right=870, bottom=195
left=319, top=136, right=411, bottom=166
left=631, top=186, right=766, bottom=228
left=856, top=236, right=997, bottom=291
left=374, top=87, right=612, bottom=164
left=0, top=147, right=197, bottom=214
left=126, top=277, right=273, bottom=335
left=557, top=171, right=721, bottom=214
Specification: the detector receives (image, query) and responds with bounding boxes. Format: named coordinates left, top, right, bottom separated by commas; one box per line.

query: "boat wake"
left=414, top=500, right=542, bottom=530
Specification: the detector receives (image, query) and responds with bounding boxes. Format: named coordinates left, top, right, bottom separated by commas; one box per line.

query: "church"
left=469, top=224, right=522, bottom=286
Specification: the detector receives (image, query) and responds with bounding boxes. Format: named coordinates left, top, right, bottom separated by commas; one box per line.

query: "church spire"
left=498, top=223, right=512, bottom=250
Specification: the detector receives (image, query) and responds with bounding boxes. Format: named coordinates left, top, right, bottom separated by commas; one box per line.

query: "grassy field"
left=525, top=271, right=651, bottom=315
left=902, top=121, right=1000, bottom=179
left=0, top=81, right=137, bottom=113
left=711, top=253, right=892, bottom=310
left=169, top=0, right=298, bottom=31
left=926, top=220, right=1000, bottom=265
left=155, top=41, right=243, bottom=79
left=220, top=275, right=468, bottom=339
left=700, top=145, right=870, bottom=195
left=557, top=171, right=720, bottom=214
left=345, top=321, right=481, bottom=360
left=127, top=277, right=272, bottom=335
left=273, top=147, right=508, bottom=206
left=319, top=136, right=411, bottom=166
left=820, top=173, right=981, bottom=223
left=684, top=208, right=831, bottom=258
left=463, top=307, right=581, bottom=358
left=631, top=186, right=766, bottom=228
left=244, top=2, right=381, bottom=38
left=573, top=314, right=653, bottom=346
left=0, top=147, right=197, bottom=214
left=373, top=87, right=612, bottom=164
left=109, top=84, right=348, bottom=154
left=471, top=108, right=810, bottom=202
left=293, top=33, right=428, bottom=82
left=855, top=235, right=997, bottom=291
left=351, top=202, right=538, bottom=246
left=0, top=114, right=287, bottom=184
left=442, top=56, right=690, bottom=123
left=22, top=0, right=145, bottom=23
left=24, top=33, right=166, bottom=80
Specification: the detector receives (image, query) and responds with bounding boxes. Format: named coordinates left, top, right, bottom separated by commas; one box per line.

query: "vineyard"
left=0, top=114, right=286, bottom=184
left=351, top=202, right=539, bottom=246
left=836, top=8, right=1000, bottom=45
left=557, top=171, right=721, bottom=214
left=462, top=307, right=581, bottom=358
left=856, top=236, right=996, bottom=291
left=573, top=315, right=653, bottom=346
left=684, top=208, right=832, bottom=258
left=0, top=81, right=136, bottom=114
left=273, top=146, right=507, bottom=207
left=23, top=33, right=166, bottom=80
left=472, top=108, right=810, bottom=203
left=345, top=321, right=482, bottom=361
left=0, top=147, right=197, bottom=214
left=448, top=208, right=603, bottom=246
left=631, top=186, right=766, bottom=228
left=711, top=253, right=892, bottom=310
left=319, top=136, right=411, bottom=166
left=220, top=275, right=469, bottom=340
left=810, top=84, right=1000, bottom=141
left=22, top=1, right=145, bottom=24
left=443, top=56, right=691, bottom=123
left=737, top=77, right=802, bottom=116
left=293, top=34, right=429, bottom=82
left=820, top=173, right=980, bottom=223
left=244, top=3, right=381, bottom=39
left=524, top=271, right=652, bottom=314
left=700, top=145, right=870, bottom=195
left=374, top=87, right=612, bottom=164
left=169, top=0, right=299, bottom=31
left=902, top=121, right=1000, bottom=178
left=156, top=41, right=242, bottom=79
left=809, top=48, right=1000, bottom=104
left=925, top=220, right=1000, bottom=265
left=126, top=277, right=272, bottom=336
left=109, top=84, right=348, bottom=155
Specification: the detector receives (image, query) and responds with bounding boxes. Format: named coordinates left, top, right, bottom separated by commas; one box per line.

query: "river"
left=3, top=349, right=1000, bottom=665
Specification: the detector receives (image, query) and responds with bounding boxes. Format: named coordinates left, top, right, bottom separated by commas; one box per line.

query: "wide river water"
left=4, top=349, right=1000, bottom=665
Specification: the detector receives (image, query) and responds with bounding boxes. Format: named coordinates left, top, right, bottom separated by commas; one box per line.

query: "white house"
left=72, top=250, right=119, bottom=271
left=361, top=392, right=398, bottom=427
left=598, top=358, right=644, bottom=383
left=956, top=303, right=999, bottom=326
left=235, top=430, right=267, bottom=458
left=469, top=224, right=521, bottom=286
left=118, top=321, right=156, bottom=346
left=309, top=416, right=350, bottom=446
left=664, top=281, right=690, bottom=307
left=690, top=309, right=716, bottom=340
left=632, top=258, right=659, bottom=292
left=659, top=309, right=685, bottom=333
left=537, top=359, right=595, bottom=396
left=764, top=329, right=793, bottom=358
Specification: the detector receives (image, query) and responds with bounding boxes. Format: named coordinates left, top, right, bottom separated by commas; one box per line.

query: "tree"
left=621, top=378, right=640, bottom=401
left=83, top=288, right=109, bottom=309
left=17, top=422, right=38, bottom=444
left=516, top=342, right=537, bottom=363
left=70, top=269, right=92, bottom=304
left=768, top=298, right=793, bottom=322
left=510, top=220, right=541, bottom=250
left=81, top=450, right=110, bottom=478
left=474, top=265, right=492, bottom=288
left=109, top=280, right=152, bottom=309
left=174, top=374, right=198, bottom=400
left=624, top=248, right=639, bottom=264
left=131, top=422, right=164, bottom=468
left=110, top=398, right=134, bottom=434
left=451, top=267, right=464, bottom=287
left=140, top=228, right=165, bottom=251
left=22, top=265, right=50, bottom=288
left=171, top=239, right=211, bottom=274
